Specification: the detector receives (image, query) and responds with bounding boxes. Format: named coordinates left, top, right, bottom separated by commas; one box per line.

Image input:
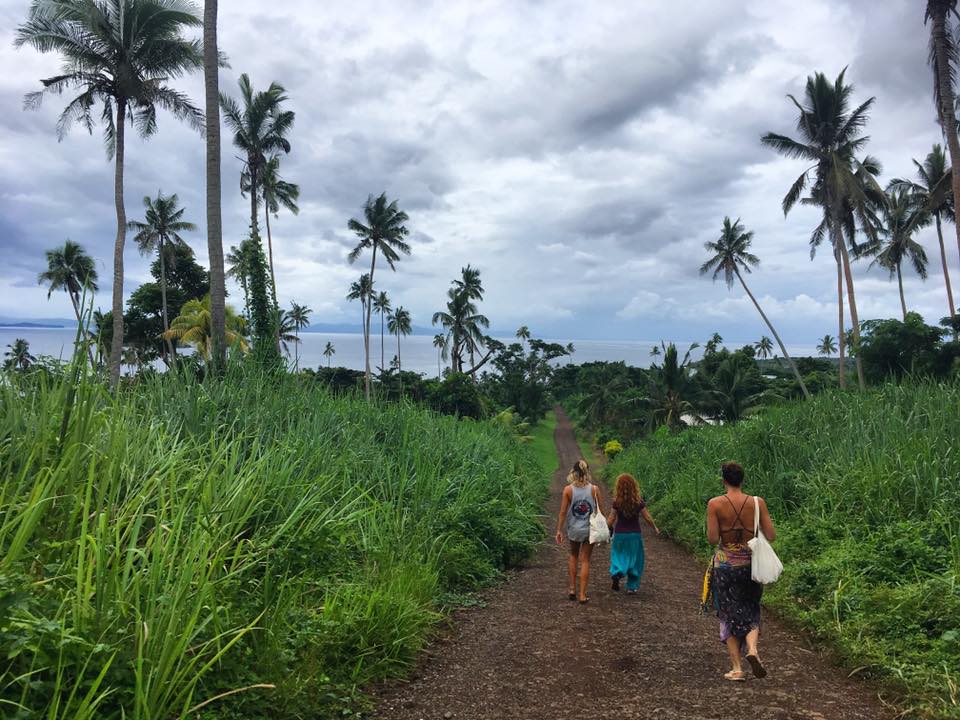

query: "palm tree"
left=220, top=74, right=295, bottom=258
left=17, top=0, right=204, bottom=388
left=323, top=341, right=336, bottom=367
left=454, top=265, right=484, bottom=367
left=288, top=301, right=311, bottom=370
left=38, top=239, right=99, bottom=367
left=372, top=291, right=391, bottom=371
left=204, top=0, right=225, bottom=371
left=762, top=69, right=883, bottom=390
left=163, top=295, right=247, bottom=361
left=704, top=333, right=724, bottom=355
left=649, top=345, right=661, bottom=358
left=347, top=193, right=411, bottom=400
left=127, top=192, right=196, bottom=361
left=755, top=336, right=774, bottom=360
left=869, top=188, right=929, bottom=320
left=346, top=274, right=373, bottom=341
left=387, top=306, right=412, bottom=374
left=700, top=217, right=811, bottom=399
left=645, top=343, right=705, bottom=431
left=432, top=287, right=490, bottom=374
left=276, top=309, right=300, bottom=359
left=433, top=333, right=448, bottom=378
left=226, top=242, right=252, bottom=321
left=4, top=339, right=36, bottom=372
left=242, top=154, right=299, bottom=304
left=710, top=357, right=778, bottom=423
left=817, top=334, right=837, bottom=357
left=890, top=144, right=956, bottom=335
left=516, top=325, right=531, bottom=350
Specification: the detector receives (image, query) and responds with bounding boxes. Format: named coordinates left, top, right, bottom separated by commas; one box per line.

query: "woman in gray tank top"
left=555, top=459, right=603, bottom=603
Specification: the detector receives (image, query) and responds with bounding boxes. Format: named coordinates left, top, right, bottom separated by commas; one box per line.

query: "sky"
left=0, top=0, right=956, bottom=344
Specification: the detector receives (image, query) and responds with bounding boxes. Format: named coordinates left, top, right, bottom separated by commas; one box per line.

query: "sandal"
left=611, top=575, right=621, bottom=591
left=625, top=589, right=637, bottom=595
left=567, top=592, right=576, bottom=601
left=578, top=597, right=590, bottom=604
left=746, top=654, right=767, bottom=679
left=723, top=670, right=746, bottom=682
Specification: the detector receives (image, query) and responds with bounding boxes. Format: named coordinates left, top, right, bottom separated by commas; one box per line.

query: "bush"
left=603, top=439, right=623, bottom=459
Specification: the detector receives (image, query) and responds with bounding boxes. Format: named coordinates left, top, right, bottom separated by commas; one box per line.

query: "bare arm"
left=758, top=497, right=776, bottom=541
left=606, top=507, right=618, bottom=528
left=641, top=507, right=660, bottom=535
left=706, top=500, right=720, bottom=545
left=556, top=485, right=572, bottom=544
left=592, top=484, right=604, bottom=516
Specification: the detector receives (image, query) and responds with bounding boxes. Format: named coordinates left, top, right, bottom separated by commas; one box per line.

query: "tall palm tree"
left=127, top=191, right=196, bottom=361
left=926, top=1, right=960, bottom=276
left=242, top=154, right=299, bottom=304
left=869, top=188, right=929, bottom=320
left=516, top=325, right=531, bottom=350
left=454, top=265, right=484, bottom=367
left=346, top=274, right=373, bottom=342
left=323, top=341, right=335, bottom=367
left=890, top=144, right=956, bottom=335
left=432, top=286, right=490, bottom=374
left=762, top=69, right=883, bottom=390
left=347, top=193, right=411, bottom=400
left=38, top=239, right=99, bottom=366
left=220, top=74, right=295, bottom=251
left=755, top=336, right=774, bottom=360
left=704, top=333, right=724, bottom=355
left=387, top=305, right=412, bottom=375
left=433, top=333, right=448, bottom=378
left=287, top=301, right=311, bottom=370
left=817, top=334, right=837, bottom=357
left=700, top=217, right=811, bottom=399
left=649, top=345, right=661, bottom=358
left=4, top=339, right=36, bottom=372
left=372, top=291, right=391, bottom=371
left=17, top=0, right=204, bottom=388
left=163, top=295, right=247, bottom=361
left=226, top=242, right=252, bottom=321
left=204, top=0, right=225, bottom=371
left=275, top=309, right=300, bottom=359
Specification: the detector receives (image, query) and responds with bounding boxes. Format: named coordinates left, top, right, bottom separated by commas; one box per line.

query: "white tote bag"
left=589, top=489, right=610, bottom=544
left=747, top=496, right=782, bottom=584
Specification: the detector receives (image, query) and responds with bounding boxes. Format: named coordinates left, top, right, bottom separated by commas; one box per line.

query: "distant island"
left=0, top=322, right=64, bottom=329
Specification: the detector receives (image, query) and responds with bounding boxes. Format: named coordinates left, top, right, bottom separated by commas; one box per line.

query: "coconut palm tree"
left=242, top=154, right=299, bottom=304
left=817, top=334, right=837, bottom=357
left=16, top=0, right=205, bottom=388
left=275, top=309, right=300, bottom=359
left=347, top=193, right=411, bottom=400
left=762, top=69, right=883, bottom=390
left=204, top=0, right=225, bottom=371
left=226, top=242, right=253, bottom=321
left=220, top=74, right=294, bottom=252
left=288, top=301, right=311, bottom=370
left=755, top=336, right=774, bottom=360
left=516, top=325, right=531, bottom=350
left=869, top=188, right=929, bottom=320
left=649, top=345, right=661, bottom=358
left=700, top=217, right=811, bottom=399
left=889, top=144, right=956, bottom=335
left=704, top=333, right=724, bottom=355
left=372, top=291, right=391, bottom=371
left=432, top=287, right=490, bottom=374
left=127, top=192, right=196, bottom=361
left=163, top=295, right=247, bottom=361
left=38, top=239, right=99, bottom=367
left=323, top=341, right=335, bottom=367
left=387, top=306, right=412, bottom=374
left=433, top=333, right=448, bottom=378
left=4, top=339, right=36, bottom=372
left=645, top=343, right=705, bottom=431
left=346, top=274, right=373, bottom=341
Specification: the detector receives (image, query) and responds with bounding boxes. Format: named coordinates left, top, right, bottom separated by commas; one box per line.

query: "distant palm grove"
left=3, top=1, right=960, bottom=719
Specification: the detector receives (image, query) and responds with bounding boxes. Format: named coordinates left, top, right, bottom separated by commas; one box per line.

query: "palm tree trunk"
left=735, top=269, right=810, bottom=400
left=159, top=239, right=176, bottom=363
left=264, top=203, right=278, bottom=308
left=936, top=214, right=958, bottom=339
left=364, top=248, right=378, bottom=401
left=250, top=164, right=259, bottom=236
left=380, top=311, right=385, bottom=371
left=897, top=263, right=908, bottom=320
left=294, top=328, right=299, bottom=371
left=836, top=249, right=846, bottom=388
left=108, top=102, right=127, bottom=390
left=69, top=291, right=98, bottom=369
left=437, top=349, right=441, bottom=379
left=204, top=0, right=226, bottom=372
left=836, top=227, right=865, bottom=389
left=931, top=8, right=960, bottom=324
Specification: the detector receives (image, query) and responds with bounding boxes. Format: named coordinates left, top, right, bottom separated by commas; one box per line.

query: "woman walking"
left=706, top=461, right=776, bottom=681
left=555, top=459, right=603, bottom=604
left=607, top=473, right=659, bottom=594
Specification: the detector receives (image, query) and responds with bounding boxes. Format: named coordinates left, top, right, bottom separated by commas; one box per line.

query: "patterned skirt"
left=711, top=544, right=762, bottom=644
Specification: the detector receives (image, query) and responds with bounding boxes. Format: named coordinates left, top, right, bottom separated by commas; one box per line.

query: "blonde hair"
left=567, top=459, right=592, bottom=487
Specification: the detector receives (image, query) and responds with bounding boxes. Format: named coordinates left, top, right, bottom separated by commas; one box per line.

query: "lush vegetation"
left=0, top=368, right=546, bottom=719
left=606, top=380, right=960, bottom=717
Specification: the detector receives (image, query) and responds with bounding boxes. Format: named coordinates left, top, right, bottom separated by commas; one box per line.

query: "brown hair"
left=567, top=459, right=592, bottom=487
left=721, top=461, right=744, bottom=487
left=614, top=473, right=641, bottom=516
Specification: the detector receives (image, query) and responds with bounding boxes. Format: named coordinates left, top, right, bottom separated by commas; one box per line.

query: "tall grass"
left=0, top=366, right=545, bottom=718
left=608, top=380, right=960, bottom=718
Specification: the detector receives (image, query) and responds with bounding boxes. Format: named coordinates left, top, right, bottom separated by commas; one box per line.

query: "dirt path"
left=373, top=408, right=893, bottom=719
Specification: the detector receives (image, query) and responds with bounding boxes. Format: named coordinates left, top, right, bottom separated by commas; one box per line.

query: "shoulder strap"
left=753, top=496, right=760, bottom=536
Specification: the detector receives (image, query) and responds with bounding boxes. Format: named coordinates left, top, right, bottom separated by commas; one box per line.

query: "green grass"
left=0, top=367, right=546, bottom=719
left=528, top=410, right=559, bottom=475
left=607, top=380, right=960, bottom=718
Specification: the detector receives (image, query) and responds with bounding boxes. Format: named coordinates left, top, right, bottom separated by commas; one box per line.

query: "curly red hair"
left=614, top=473, right=641, bottom=517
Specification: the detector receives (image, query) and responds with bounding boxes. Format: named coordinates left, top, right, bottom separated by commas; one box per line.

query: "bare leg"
left=725, top=637, right=743, bottom=674
left=567, top=541, right=581, bottom=596
left=578, top=542, right=595, bottom=601
left=745, top=628, right=760, bottom=658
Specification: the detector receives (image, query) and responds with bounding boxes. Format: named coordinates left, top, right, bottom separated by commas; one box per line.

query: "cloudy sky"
left=0, top=0, right=955, bottom=344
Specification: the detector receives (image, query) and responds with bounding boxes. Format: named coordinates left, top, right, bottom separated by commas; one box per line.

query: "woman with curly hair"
left=606, top=473, right=659, bottom=594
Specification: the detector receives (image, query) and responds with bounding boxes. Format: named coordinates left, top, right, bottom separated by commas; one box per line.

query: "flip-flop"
left=723, top=670, right=746, bottom=682
left=567, top=592, right=576, bottom=601
left=746, top=654, right=767, bottom=679
left=578, top=597, right=590, bottom=604
left=611, top=575, right=621, bottom=591
left=625, top=589, right=637, bottom=595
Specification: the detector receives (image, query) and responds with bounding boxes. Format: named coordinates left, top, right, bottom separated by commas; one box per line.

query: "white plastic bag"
left=589, top=492, right=610, bottom=544
left=747, top=496, right=783, bottom=584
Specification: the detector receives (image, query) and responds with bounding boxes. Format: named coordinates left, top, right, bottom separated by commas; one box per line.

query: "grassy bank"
left=607, top=381, right=960, bottom=718
left=528, top=410, right=559, bottom=475
left=0, top=369, right=546, bottom=719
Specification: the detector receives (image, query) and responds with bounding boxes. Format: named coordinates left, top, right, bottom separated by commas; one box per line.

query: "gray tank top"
left=566, top=483, right=595, bottom=540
